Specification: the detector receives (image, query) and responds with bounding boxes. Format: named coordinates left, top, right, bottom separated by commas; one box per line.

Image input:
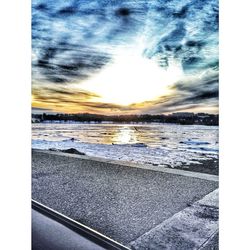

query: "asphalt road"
left=32, top=150, right=218, bottom=246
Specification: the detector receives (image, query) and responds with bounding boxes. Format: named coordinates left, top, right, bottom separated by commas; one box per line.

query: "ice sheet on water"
left=179, top=139, right=210, bottom=145
left=112, top=142, right=148, bottom=147
left=32, top=140, right=217, bottom=168
left=32, top=123, right=218, bottom=168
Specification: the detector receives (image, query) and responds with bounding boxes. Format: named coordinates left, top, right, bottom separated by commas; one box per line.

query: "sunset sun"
left=81, top=53, right=183, bottom=106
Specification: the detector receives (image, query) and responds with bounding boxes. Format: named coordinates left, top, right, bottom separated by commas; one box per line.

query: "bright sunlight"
left=80, top=53, right=183, bottom=106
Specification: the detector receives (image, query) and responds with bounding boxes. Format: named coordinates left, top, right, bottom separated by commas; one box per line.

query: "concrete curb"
left=33, top=149, right=218, bottom=182
left=129, top=189, right=219, bottom=250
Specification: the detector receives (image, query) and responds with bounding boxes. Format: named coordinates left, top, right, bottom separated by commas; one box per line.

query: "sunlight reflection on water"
left=32, top=123, right=218, bottom=167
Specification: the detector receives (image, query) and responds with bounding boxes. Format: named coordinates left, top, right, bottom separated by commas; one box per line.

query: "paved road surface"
left=32, top=149, right=218, bottom=248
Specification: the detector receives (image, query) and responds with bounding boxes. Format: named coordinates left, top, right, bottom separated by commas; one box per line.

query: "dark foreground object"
left=32, top=200, right=128, bottom=250
left=32, top=150, right=218, bottom=247
left=49, top=147, right=86, bottom=155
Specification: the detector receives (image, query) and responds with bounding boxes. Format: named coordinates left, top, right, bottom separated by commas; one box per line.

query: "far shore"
left=32, top=120, right=219, bottom=127
left=32, top=112, right=219, bottom=126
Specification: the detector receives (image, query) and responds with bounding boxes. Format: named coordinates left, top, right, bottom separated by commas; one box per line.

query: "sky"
left=32, top=0, right=218, bottom=115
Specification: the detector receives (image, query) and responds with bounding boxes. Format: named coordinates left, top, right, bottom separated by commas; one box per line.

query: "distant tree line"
left=32, top=112, right=219, bottom=126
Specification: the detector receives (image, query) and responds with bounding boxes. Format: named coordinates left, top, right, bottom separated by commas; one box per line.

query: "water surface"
left=32, top=123, right=218, bottom=168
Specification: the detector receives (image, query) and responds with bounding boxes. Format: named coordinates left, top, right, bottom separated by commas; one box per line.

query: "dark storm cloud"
left=144, top=73, right=219, bottom=114
left=33, top=86, right=99, bottom=101
left=80, top=102, right=133, bottom=111
left=145, top=96, right=218, bottom=114
left=173, top=5, right=189, bottom=18
left=32, top=107, right=52, bottom=112
left=32, top=42, right=111, bottom=83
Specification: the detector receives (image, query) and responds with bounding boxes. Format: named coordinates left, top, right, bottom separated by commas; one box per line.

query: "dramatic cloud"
left=142, top=70, right=218, bottom=114
left=32, top=0, right=218, bottom=114
left=32, top=84, right=136, bottom=113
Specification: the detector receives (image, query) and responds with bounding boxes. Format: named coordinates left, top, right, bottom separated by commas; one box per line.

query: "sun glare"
left=80, top=53, right=183, bottom=106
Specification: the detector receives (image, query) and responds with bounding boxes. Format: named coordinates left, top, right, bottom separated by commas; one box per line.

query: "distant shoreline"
left=32, top=120, right=218, bottom=126
left=32, top=112, right=219, bottom=126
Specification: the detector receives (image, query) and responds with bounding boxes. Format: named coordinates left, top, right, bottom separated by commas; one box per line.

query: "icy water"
left=32, top=123, right=218, bottom=168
